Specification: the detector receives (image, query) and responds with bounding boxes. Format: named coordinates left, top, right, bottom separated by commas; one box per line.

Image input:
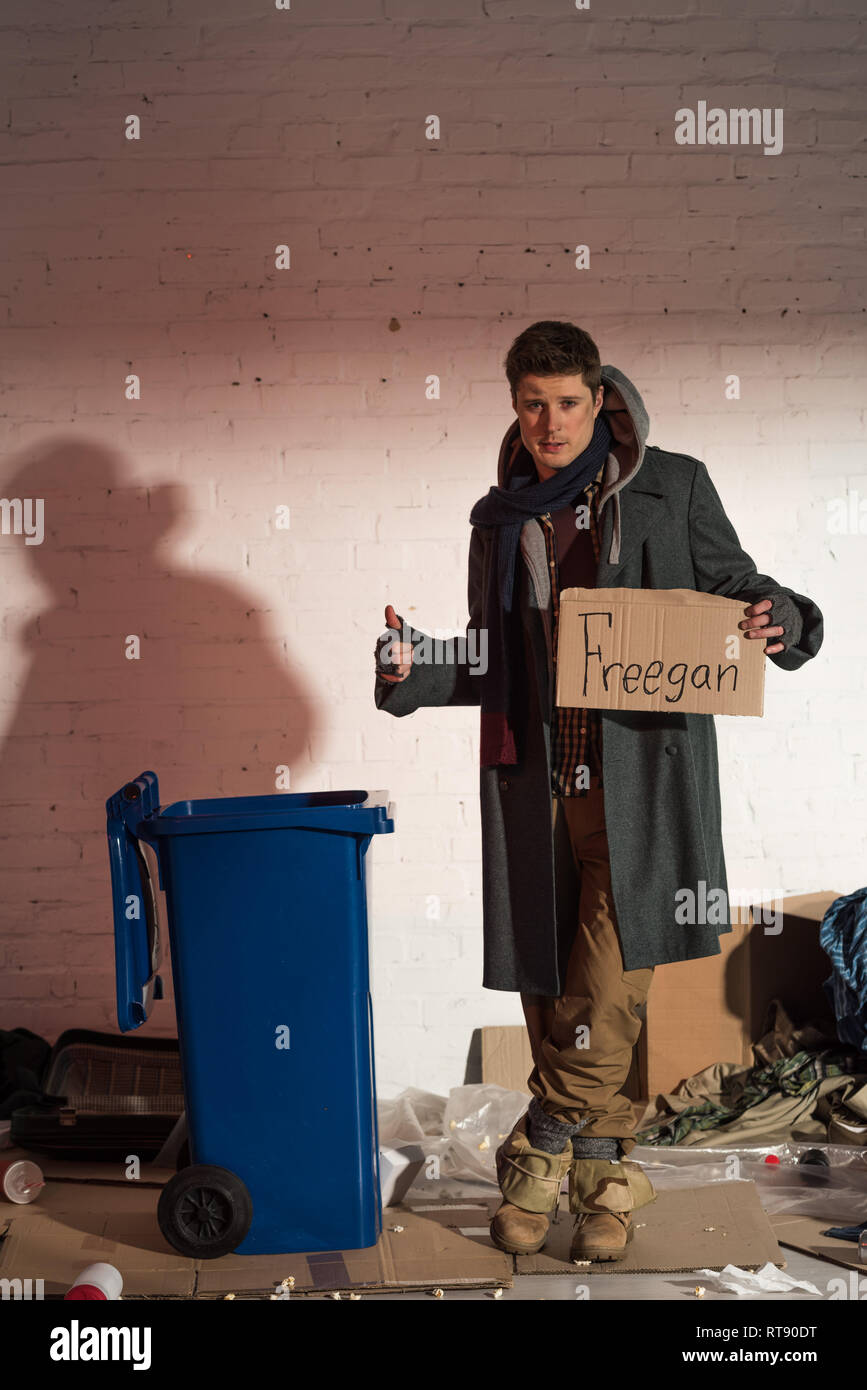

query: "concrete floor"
left=365, top=1245, right=844, bottom=1301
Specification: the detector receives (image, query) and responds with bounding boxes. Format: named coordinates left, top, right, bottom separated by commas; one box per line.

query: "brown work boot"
left=489, top=1113, right=573, bottom=1256
left=490, top=1202, right=552, bottom=1256
left=570, top=1210, right=633, bottom=1262
left=568, top=1156, right=657, bottom=1263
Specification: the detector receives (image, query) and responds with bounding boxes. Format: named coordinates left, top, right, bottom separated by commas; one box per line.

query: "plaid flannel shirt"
left=539, top=467, right=605, bottom=798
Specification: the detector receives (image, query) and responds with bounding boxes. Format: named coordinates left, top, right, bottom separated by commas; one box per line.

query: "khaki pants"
left=520, top=787, right=653, bottom=1159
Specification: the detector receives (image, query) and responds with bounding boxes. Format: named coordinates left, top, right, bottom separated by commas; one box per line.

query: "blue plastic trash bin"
left=105, top=771, right=395, bottom=1259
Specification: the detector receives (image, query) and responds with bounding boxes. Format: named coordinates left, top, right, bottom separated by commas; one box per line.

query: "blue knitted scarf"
left=468, top=412, right=612, bottom=765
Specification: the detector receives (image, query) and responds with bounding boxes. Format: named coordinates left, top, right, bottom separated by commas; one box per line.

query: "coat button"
left=499, top=778, right=510, bottom=790
left=665, top=745, right=678, bottom=755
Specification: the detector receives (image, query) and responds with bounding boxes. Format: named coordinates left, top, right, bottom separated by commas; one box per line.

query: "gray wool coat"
left=374, top=365, right=824, bottom=995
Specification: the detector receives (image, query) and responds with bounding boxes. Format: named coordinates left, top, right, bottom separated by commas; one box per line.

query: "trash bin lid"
left=140, top=788, right=394, bottom=837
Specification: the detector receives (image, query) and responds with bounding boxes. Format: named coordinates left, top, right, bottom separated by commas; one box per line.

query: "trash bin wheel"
left=157, top=1165, right=253, bottom=1259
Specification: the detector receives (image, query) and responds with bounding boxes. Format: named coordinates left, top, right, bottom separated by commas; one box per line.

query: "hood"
left=495, top=364, right=651, bottom=564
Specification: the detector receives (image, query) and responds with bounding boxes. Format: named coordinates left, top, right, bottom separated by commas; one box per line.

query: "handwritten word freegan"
left=576, top=610, right=738, bottom=704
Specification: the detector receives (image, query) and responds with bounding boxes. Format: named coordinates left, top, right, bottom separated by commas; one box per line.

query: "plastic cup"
left=65, top=1262, right=124, bottom=1301
left=0, top=1159, right=44, bottom=1203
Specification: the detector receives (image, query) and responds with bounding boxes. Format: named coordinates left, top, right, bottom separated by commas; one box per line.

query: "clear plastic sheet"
left=377, top=1084, right=867, bottom=1219
left=626, top=1140, right=867, bottom=1218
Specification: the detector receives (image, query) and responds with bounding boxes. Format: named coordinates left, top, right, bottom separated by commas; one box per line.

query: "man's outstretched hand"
left=377, top=603, right=414, bottom=682
left=740, top=598, right=785, bottom=656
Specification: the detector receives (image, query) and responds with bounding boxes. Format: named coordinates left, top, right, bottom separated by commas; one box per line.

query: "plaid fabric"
left=541, top=466, right=605, bottom=798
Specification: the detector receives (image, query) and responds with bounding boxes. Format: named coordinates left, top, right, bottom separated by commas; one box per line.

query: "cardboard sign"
left=555, top=587, right=765, bottom=716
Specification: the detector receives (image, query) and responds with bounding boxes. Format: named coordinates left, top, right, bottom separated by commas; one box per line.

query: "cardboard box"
left=639, top=914, right=753, bottom=1102
left=640, top=891, right=842, bottom=1099
left=742, top=891, right=840, bottom=1045
left=480, top=1026, right=533, bottom=1095
left=556, top=587, right=765, bottom=716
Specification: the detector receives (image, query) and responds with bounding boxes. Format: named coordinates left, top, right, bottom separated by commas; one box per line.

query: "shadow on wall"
left=0, top=438, right=318, bottom=1032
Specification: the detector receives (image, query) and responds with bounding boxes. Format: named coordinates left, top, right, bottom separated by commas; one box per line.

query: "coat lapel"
left=596, top=481, right=665, bottom=585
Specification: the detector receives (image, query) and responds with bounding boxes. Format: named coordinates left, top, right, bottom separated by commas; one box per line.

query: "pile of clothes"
left=636, top=999, right=867, bottom=1148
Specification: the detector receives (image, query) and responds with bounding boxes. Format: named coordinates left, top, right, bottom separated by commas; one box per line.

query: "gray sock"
left=570, top=1134, right=622, bottom=1160
left=526, top=1097, right=587, bottom=1154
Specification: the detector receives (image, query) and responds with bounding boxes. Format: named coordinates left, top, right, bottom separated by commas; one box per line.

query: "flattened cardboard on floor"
left=0, top=1154, right=511, bottom=1297
left=503, top=1181, right=785, bottom=1275
left=0, top=1208, right=197, bottom=1298
left=769, top=1211, right=867, bottom=1275
left=556, top=587, right=764, bottom=716
left=195, top=1206, right=511, bottom=1295
left=382, top=1190, right=787, bottom=1279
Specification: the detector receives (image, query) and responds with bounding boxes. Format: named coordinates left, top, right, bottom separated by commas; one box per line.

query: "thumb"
left=384, top=603, right=399, bottom=629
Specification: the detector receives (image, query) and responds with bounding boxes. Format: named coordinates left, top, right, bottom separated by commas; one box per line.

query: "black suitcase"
left=10, top=1027, right=184, bottom=1162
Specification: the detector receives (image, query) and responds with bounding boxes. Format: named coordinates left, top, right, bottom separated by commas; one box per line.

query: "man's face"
left=512, top=373, right=605, bottom=482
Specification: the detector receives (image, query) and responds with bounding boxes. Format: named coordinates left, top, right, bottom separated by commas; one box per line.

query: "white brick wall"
left=0, top=0, right=863, bottom=1098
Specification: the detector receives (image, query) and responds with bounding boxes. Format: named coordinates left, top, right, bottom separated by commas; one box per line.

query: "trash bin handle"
left=105, top=772, right=162, bottom=1031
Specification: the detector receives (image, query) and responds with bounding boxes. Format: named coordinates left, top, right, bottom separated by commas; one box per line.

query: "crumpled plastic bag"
left=442, top=1084, right=529, bottom=1183
left=377, top=1083, right=529, bottom=1186
left=694, top=1262, right=824, bottom=1297
left=378, top=1086, right=448, bottom=1149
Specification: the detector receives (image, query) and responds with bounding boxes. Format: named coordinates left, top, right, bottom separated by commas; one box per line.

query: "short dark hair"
left=504, top=320, right=602, bottom=399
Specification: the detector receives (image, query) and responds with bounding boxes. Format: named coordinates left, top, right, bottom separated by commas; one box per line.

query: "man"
left=373, top=320, right=823, bottom=1262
